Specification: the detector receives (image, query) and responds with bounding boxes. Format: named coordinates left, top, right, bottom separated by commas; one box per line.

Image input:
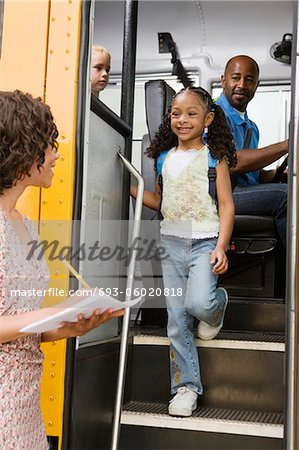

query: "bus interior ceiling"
left=94, top=1, right=293, bottom=84
left=97, top=0, right=293, bottom=167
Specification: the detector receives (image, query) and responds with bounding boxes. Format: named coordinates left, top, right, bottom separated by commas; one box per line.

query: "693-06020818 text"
left=97, top=287, right=183, bottom=298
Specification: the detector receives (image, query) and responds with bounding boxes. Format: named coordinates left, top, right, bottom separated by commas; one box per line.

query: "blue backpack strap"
left=156, top=150, right=169, bottom=176
left=208, top=151, right=218, bottom=205
left=155, top=150, right=169, bottom=220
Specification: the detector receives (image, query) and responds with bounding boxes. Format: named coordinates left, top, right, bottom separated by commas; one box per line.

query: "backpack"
left=156, top=149, right=218, bottom=212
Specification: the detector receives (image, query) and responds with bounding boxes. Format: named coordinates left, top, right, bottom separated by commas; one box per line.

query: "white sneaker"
left=197, top=287, right=228, bottom=340
left=168, top=386, right=197, bottom=417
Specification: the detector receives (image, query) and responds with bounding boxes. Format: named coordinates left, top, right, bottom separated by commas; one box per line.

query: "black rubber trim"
left=61, top=1, right=91, bottom=448
left=91, top=94, right=132, bottom=138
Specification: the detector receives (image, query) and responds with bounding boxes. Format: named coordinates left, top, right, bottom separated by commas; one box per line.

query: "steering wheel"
left=274, top=155, right=288, bottom=183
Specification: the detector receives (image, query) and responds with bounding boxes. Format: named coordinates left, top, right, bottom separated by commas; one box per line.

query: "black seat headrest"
left=145, top=80, right=176, bottom=141
left=233, top=215, right=276, bottom=237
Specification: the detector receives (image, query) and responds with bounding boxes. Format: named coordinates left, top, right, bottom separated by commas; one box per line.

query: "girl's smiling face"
left=170, top=91, right=214, bottom=149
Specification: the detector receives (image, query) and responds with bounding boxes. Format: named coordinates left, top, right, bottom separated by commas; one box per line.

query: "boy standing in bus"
left=217, top=55, right=288, bottom=247
left=91, top=45, right=111, bottom=97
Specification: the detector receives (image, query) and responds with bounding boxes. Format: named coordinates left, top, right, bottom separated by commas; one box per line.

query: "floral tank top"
left=160, top=145, right=219, bottom=239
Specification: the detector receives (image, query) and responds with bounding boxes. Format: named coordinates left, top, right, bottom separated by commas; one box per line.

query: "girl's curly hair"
left=146, top=86, right=237, bottom=170
left=0, top=90, right=58, bottom=194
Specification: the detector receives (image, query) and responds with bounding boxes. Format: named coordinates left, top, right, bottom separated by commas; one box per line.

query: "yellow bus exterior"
left=0, top=0, right=83, bottom=446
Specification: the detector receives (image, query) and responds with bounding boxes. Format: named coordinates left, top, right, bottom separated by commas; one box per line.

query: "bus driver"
left=216, top=55, right=289, bottom=247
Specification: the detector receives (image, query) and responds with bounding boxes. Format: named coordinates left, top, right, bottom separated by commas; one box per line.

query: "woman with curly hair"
left=0, top=90, right=124, bottom=449
left=131, top=86, right=237, bottom=417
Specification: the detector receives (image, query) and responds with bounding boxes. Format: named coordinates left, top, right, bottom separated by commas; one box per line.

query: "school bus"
left=0, top=1, right=298, bottom=449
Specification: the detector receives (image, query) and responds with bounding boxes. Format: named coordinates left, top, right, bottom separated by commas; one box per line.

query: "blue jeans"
left=160, top=235, right=227, bottom=395
left=233, top=183, right=287, bottom=247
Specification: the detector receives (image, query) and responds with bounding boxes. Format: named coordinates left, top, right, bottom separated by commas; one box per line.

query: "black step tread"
left=123, top=401, right=283, bottom=425
left=130, top=326, right=285, bottom=343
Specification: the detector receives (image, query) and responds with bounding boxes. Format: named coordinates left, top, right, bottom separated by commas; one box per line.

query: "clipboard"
left=20, top=294, right=142, bottom=334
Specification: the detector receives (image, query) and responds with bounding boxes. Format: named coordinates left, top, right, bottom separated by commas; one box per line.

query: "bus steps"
left=121, top=401, right=283, bottom=436
left=131, top=328, right=285, bottom=343
left=120, top=403, right=283, bottom=450
left=120, top=402, right=283, bottom=450
left=139, top=299, right=285, bottom=333
left=119, top=327, right=284, bottom=449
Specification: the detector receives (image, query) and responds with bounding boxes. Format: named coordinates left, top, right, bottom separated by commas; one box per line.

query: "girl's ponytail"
left=207, top=104, right=237, bottom=168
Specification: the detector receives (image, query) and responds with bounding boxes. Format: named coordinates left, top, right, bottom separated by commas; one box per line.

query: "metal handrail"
left=111, top=152, right=144, bottom=450
left=285, top=2, right=299, bottom=448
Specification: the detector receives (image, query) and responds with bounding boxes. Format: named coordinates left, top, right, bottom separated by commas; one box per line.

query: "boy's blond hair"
left=92, top=45, right=111, bottom=59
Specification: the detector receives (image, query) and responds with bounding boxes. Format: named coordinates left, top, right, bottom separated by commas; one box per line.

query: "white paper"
left=20, top=294, right=142, bottom=334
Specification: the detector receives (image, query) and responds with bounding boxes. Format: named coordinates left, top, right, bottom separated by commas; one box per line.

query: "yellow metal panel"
left=0, top=0, right=49, bottom=96
left=1, top=0, right=83, bottom=445
left=40, top=340, right=67, bottom=437
left=40, top=0, right=82, bottom=445
left=0, top=0, right=50, bottom=220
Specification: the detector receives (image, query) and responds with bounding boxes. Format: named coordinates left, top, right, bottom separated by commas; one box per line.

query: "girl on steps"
left=131, top=86, right=236, bottom=417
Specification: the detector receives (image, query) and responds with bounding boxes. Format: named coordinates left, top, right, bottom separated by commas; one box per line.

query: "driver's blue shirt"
left=216, top=93, right=260, bottom=187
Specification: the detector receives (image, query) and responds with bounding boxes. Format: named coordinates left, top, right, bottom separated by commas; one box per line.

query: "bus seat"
left=233, top=215, right=276, bottom=237
left=221, top=213, right=282, bottom=299
left=137, top=81, right=175, bottom=325
left=140, top=81, right=175, bottom=221
left=145, top=80, right=176, bottom=142
left=140, top=134, right=156, bottom=220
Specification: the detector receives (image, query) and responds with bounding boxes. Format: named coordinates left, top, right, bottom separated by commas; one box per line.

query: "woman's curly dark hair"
left=146, top=86, right=237, bottom=170
left=0, top=90, right=58, bottom=194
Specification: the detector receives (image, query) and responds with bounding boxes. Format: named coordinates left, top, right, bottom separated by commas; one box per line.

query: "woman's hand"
left=58, top=308, right=124, bottom=338
left=211, top=246, right=228, bottom=274
left=41, top=307, right=124, bottom=341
